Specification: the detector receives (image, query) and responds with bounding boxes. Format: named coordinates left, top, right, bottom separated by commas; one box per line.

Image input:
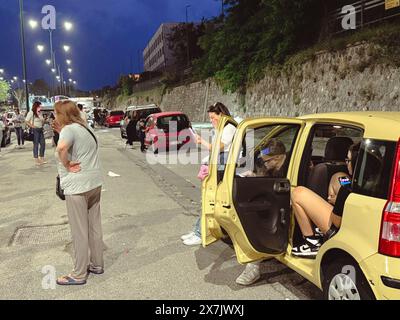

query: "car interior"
left=291, top=124, right=363, bottom=247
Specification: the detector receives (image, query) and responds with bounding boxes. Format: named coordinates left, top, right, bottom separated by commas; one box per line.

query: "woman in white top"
left=25, top=101, right=47, bottom=165
left=181, top=102, right=236, bottom=246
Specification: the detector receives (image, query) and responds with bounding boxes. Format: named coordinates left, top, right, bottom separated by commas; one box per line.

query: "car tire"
left=322, top=257, right=375, bottom=300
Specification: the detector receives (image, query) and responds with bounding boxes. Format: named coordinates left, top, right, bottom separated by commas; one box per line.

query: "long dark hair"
left=32, top=102, right=41, bottom=117
left=207, top=102, right=231, bottom=117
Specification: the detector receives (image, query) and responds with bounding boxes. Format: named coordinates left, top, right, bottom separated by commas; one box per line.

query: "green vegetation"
left=194, top=0, right=323, bottom=93
left=189, top=0, right=400, bottom=93
left=0, top=80, right=10, bottom=102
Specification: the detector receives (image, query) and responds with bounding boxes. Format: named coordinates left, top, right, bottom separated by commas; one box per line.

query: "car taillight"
left=379, top=138, right=400, bottom=257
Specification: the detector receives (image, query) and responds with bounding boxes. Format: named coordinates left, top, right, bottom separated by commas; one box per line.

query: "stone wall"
left=111, top=43, right=400, bottom=121
left=160, top=80, right=240, bottom=122
left=243, top=43, right=400, bottom=119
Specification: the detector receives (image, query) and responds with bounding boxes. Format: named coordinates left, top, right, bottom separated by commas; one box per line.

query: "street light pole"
left=185, top=5, right=191, bottom=67
left=18, top=0, right=30, bottom=111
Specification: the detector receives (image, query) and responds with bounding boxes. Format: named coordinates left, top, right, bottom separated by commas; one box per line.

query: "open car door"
left=214, top=118, right=306, bottom=263
left=201, top=116, right=237, bottom=246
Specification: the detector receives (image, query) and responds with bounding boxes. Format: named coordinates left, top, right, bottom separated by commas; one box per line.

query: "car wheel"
left=322, top=257, right=375, bottom=300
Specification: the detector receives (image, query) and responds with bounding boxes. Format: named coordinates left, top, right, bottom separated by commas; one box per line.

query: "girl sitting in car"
left=291, top=142, right=361, bottom=258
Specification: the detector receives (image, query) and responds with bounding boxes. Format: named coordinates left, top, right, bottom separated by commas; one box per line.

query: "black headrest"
left=324, top=136, right=353, bottom=162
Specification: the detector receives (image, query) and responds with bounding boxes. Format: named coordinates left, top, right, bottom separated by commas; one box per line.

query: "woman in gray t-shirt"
left=53, top=100, right=104, bottom=286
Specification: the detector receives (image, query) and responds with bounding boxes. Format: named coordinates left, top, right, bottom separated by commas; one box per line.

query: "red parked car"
left=144, top=112, right=196, bottom=153
left=105, top=110, right=124, bottom=127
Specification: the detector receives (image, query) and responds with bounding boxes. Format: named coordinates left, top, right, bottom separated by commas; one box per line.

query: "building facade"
left=143, top=23, right=179, bottom=72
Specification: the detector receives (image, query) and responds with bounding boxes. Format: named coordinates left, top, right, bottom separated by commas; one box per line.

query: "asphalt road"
left=0, top=127, right=321, bottom=300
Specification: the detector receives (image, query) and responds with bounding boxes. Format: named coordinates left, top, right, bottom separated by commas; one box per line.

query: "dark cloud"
left=0, top=0, right=220, bottom=91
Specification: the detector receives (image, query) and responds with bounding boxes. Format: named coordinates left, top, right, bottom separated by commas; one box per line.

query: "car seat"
left=306, top=136, right=354, bottom=200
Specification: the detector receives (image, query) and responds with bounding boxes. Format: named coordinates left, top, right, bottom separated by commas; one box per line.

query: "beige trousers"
left=66, top=186, right=104, bottom=279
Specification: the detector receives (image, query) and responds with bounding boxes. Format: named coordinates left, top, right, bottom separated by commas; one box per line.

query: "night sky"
left=0, top=0, right=221, bottom=91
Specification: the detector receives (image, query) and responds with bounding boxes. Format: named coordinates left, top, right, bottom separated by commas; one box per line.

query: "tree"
left=118, top=75, right=135, bottom=96
left=0, top=80, right=10, bottom=102
left=167, top=22, right=206, bottom=68
left=13, top=88, right=25, bottom=108
left=31, top=79, right=50, bottom=96
left=195, top=0, right=324, bottom=92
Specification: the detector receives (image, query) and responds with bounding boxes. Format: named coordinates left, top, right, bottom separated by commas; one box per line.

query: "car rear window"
left=352, top=139, right=396, bottom=200
left=110, top=111, right=124, bottom=116
left=157, top=115, right=189, bottom=131
left=136, top=108, right=161, bottom=120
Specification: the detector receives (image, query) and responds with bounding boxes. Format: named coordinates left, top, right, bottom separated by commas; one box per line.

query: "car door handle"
left=274, top=181, right=290, bottom=193
left=238, top=201, right=271, bottom=210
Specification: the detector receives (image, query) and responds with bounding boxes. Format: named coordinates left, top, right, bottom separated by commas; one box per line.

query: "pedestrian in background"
left=25, top=101, right=47, bottom=165
left=49, top=112, right=59, bottom=146
left=78, top=104, right=88, bottom=123
left=137, top=117, right=147, bottom=152
left=0, top=116, right=4, bottom=155
left=52, top=100, right=104, bottom=286
left=12, top=109, right=25, bottom=149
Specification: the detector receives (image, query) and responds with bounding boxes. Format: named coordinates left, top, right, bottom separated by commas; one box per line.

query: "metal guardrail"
left=328, top=0, right=400, bottom=34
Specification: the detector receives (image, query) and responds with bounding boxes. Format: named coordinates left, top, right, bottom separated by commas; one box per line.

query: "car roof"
left=126, top=104, right=159, bottom=111
left=298, top=111, right=400, bottom=141
left=149, top=111, right=186, bottom=118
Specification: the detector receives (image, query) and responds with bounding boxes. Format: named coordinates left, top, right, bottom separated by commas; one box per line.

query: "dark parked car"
left=120, top=104, right=161, bottom=140
left=1, top=126, right=11, bottom=148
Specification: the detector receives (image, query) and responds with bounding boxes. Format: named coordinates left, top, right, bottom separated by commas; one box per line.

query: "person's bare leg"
left=291, top=186, right=334, bottom=234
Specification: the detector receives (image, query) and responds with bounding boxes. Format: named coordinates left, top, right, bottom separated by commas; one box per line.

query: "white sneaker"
left=183, top=234, right=202, bottom=246
left=181, top=232, right=195, bottom=241
left=235, top=262, right=261, bottom=286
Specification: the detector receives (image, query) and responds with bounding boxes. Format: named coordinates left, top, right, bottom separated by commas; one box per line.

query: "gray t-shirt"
left=57, top=123, right=102, bottom=195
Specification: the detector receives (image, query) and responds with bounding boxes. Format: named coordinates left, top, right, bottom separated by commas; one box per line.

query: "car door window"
left=352, top=139, right=396, bottom=199
left=236, top=124, right=300, bottom=178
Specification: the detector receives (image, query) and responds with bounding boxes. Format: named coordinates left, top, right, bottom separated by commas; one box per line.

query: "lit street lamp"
left=46, top=59, right=51, bottom=65
left=63, top=45, right=71, bottom=52
left=0, top=69, right=4, bottom=74
left=51, top=68, right=56, bottom=73
left=64, top=21, right=73, bottom=31
left=28, top=19, right=38, bottom=29
left=67, top=68, right=72, bottom=73
left=13, top=76, right=18, bottom=81
left=66, top=59, right=72, bottom=65
left=37, top=44, right=45, bottom=53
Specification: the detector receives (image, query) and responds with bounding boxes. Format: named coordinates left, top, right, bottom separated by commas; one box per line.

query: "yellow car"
left=202, top=112, right=400, bottom=300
